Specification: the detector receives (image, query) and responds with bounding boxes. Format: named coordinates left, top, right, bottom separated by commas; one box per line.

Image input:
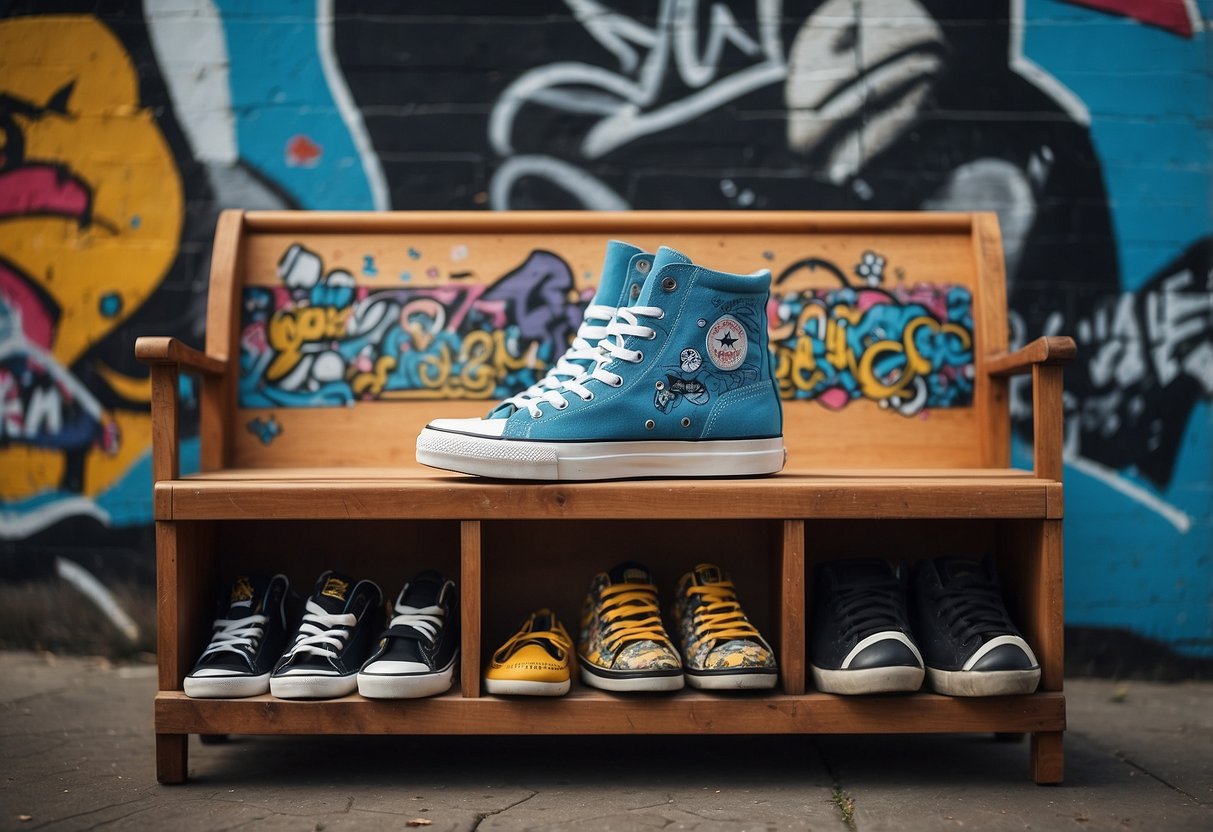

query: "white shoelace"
left=199, top=615, right=267, bottom=660
left=388, top=601, right=445, bottom=642
left=498, top=303, right=617, bottom=410
left=282, top=598, right=356, bottom=659
left=524, top=305, right=664, bottom=418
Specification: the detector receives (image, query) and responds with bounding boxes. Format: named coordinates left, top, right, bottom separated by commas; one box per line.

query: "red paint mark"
left=1063, top=0, right=1196, bottom=37
left=818, top=388, right=850, bottom=411
left=286, top=134, right=323, bottom=167
left=0, top=165, right=90, bottom=221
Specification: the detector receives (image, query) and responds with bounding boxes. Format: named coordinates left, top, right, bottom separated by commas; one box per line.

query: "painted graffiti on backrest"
left=242, top=241, right=976, bottom=417
left=0, top=15, right=183, bottom=536
left=771, top=252, right=974, bottom=416
left=240, top=245, right=582, bottom=407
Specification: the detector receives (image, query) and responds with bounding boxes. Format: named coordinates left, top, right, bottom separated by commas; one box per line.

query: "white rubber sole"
left=183, top=672, right=271, bottom=699
left=579, top=666, right=685, bottom=693
left=416, top=429, right=785, bottom=481
left=483, top=677, right=571, bottom=697
left=358, top=660, right=456, bottom=700
left=269, top=673, right=358, bottom=700
left=685, top=670, right=778, bottom=691
left=811, top=664, right=925, bottom=695
left=927, top=666, right=1040, bottom=697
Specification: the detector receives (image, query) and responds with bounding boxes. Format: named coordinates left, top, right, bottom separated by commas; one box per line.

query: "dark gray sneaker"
left=810, top=559, right=924, bottom=695
left=358, top=570, right=459, bottom=699
left=911, top=556, right=1041, bottom=697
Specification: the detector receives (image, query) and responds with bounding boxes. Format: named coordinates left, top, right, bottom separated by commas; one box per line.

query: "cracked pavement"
left=1, top=652, right=1210, bottom=831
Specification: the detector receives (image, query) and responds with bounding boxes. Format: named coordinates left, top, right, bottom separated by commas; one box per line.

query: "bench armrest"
left=986, top=336, right=1076, bottom=377
left=985, top=336, right=1075, bottom=481
left=135, top=337, right=229, bottom=482
left=135, top=336, right=226, bottom=376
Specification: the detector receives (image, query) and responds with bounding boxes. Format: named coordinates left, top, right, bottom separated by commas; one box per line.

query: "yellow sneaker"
left=484, top=609, right=574, bottom=696
left=673, top=563, right=778, bottom=690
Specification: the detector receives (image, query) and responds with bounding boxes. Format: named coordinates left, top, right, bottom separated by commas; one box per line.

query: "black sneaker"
left=358, top=570, right=458, bottom=699
left=911, top=556, right=1041, bottom=697
left=810, top=559, right=925, bottom=695
left=270, top=571, right=383, bottom=699
left=184, top=574, right=291, bottom=698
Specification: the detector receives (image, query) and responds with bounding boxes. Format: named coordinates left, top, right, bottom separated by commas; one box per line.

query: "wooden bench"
left=137, top=211, right=1074, bottom=785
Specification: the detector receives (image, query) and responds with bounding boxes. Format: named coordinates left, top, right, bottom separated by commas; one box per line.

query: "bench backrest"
left=202, top=211, right=1011, bottom=473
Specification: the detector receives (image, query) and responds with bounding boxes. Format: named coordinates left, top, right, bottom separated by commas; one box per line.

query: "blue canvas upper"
left=495, top=246, right=783, bottom=443
left=486, top=240, right=652, bottom=418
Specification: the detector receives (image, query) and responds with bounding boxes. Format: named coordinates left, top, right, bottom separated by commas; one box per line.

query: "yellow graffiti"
left=774, top=306, right=971, bottom=404
left=265, top=306, right=352, bottom=382
left=0, top=16, right=184, bottom=501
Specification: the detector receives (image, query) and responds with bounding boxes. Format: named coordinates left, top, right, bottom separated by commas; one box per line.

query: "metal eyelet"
left=635, top=351, right=643, bottom=361
left=636, top=260, right=651, bottom=274
left=630, top=284, right=641, bottom=299
left=661, top=276, right=677, bottom=292
left=644, top=419, right=655, bottom=430
left=645, top=329, right=656, bottom=340
left=680, top=417, right=691, bottom=428
left=655, top=380, right=665, bottom=390
left=583, top=392, right=595, bottom=402
left=611, top=378, right=623, bottom=387
left=531, top=411, right=543, bottom=420
left=556, top=400, right=568, bottom=410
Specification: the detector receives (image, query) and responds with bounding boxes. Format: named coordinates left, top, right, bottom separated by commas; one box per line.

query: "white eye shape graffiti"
left=680, top=348, right=702, bottom=373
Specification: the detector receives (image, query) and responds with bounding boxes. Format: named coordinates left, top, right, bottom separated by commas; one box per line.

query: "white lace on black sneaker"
left=498, top=302, right=618, bottom=411
left=386, top=600, right=445, bottom=642
left=198, top=615, right=267, bottom=661
left=523, top=305, right=665, bottom=417
left=281, top=599, right=356, bottom=661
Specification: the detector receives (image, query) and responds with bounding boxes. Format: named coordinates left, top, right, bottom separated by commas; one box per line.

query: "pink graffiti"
left=1064, top=0, right=1196, bottom=37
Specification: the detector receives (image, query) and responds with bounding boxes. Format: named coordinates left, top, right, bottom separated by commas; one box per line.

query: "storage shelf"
left=156, top=689, right=1065, bottom=736
left=156, top=468, right=1060, bottom=521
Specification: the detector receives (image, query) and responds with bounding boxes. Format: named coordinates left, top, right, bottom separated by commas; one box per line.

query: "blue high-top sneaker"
left=416, top=247, right=786, bottom=481
left=487, top=241, right=654, bottom=418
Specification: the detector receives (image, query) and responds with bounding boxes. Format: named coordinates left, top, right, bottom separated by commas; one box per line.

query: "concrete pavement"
left=1, top=651, right=1209, bottom=831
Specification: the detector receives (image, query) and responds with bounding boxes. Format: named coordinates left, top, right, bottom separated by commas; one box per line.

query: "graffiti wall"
left=0, top=0, right=1209, bottom=664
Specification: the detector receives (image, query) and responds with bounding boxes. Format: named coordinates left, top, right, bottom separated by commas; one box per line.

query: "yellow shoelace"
left=599, top=582, right=674, bottom=654
left=687, top=582, right=763, bottom=644
left=494, top=614, right=573, bottom=663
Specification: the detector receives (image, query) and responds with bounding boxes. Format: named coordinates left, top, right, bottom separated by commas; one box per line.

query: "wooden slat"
left=987, top=337, right=1078, bottom=377
left=973, top=212, right=1011, bottom=468
left=135, top=336, right=226, bottom=375
left=155, top=689, right=1065, bottom=736
left=778, top=520, right=806, bottom=695
left=1032, top=365, right=1065, bottom=481
left=202, top=209, right=245, bottom=472
left=460, top=520, right=481, bottom=698
left=158, top=474, right=1051, bottom=521
left=150, top=365, right=180, bottom=483
left=241, top=210, right=978, bottom=235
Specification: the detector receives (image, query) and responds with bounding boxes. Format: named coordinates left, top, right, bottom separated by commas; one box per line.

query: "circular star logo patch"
left=706, top=315, right=747, bottom=371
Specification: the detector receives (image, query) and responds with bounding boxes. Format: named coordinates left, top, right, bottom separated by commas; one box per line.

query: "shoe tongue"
left=312, top=570, right=357, bottom=613
left=529, top=608, right=555, bottom=631
left=608, top=561, right=654, bottom=585
left=593, top=240, right=645, bottom=307
left=401, top=570, right=446, bottom=607
left=225, top=575, right=270, bottom=619
left=828, top=559, right=897, bottom=588
left=691, top=563, right=725, bottom=585
left=936, top=557, right=989, bottom=583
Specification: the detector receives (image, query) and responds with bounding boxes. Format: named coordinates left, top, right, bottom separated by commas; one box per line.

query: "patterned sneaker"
left=358, top=570, right=459, bottom=699
left=673, top=564, right=778, bottom=690
left=484, top=609, right=574, bottom=696
left=270, top=571, right=383, bottom=699
left=416, top=246, right=785, bottom=480
left=810, top=559, right=925, bottom=695
left=911, top=556, right=1040, bottom=697
left=184, top=574, right=291, bottom=698
left=578, top=561, right=683, bottom=692
left=486, top=241, right=654, bottom=418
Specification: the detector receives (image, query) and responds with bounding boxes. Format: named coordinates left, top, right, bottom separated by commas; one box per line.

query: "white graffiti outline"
left=490, top=0, right=785, bottom=161
left=317, top=0, right=389, bottom=209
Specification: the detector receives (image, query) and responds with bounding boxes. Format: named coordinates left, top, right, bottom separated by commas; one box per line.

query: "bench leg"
left=156, top=733, right=188, bottom=784
left=1030, top=731, right=1063, bottom=784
